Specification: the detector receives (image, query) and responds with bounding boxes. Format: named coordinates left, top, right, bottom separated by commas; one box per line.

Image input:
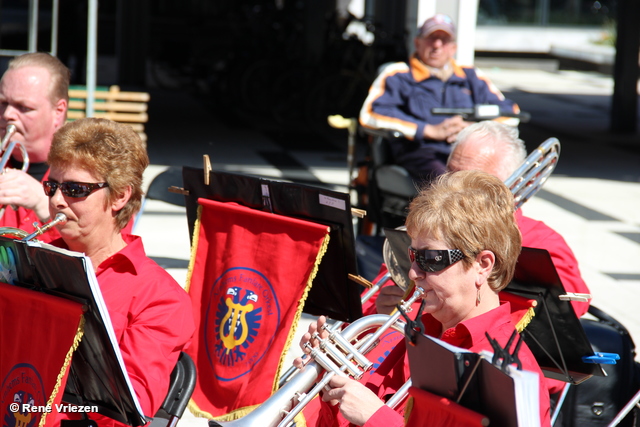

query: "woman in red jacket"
left=296, top=170, right=551, bottom=427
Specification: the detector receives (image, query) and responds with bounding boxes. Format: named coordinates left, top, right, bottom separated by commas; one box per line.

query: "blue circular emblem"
left=1, top=363, right=46, bottom=427
left=204, top=267, right=281, bottom=381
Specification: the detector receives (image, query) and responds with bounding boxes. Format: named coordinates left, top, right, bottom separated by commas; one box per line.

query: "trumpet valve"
left=293, top=391, right=307, bottom=403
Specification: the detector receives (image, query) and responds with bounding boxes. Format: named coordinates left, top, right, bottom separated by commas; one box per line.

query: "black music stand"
left=507, top=247, right=604, bottom=384
left=181, top=166, right=363, bottom=323
left=1, top=237, right=147, bottom=426
left=381, top=228, right=605, bottom=384
left=407, top=332, right=541, bottom=427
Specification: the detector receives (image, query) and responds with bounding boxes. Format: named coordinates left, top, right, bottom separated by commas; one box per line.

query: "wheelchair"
left=342, top=105, right=532, bottom=236
left=355, top=126, right=417, bottom=233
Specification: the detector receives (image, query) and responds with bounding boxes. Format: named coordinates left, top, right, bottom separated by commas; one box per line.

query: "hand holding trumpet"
left=293, top=315, right=386, bottom=426
left=0, top=168, right=50, bottom=220
left=0, top=124, right=49, bottom=222
left=374, top=285, right=407, bottom=315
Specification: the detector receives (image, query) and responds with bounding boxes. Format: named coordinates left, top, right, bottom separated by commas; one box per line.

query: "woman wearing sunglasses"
left=295, top=170, right=550, bottom=427
left=46, top=118, right=195, bottom=426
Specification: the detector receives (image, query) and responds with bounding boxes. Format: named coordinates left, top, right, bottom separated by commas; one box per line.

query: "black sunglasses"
left=43, top=181, right=109, bottom=198
left=408, top=247, right=464, bottom=272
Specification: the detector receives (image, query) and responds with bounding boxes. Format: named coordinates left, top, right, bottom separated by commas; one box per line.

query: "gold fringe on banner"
left=515, top=306, right=536, bottom=333
left=39, top=315, right=86, bottom=427
left=403, top=396, right=415, bottom=424
left=272, top=230, right=330, bottom=427
left=186, top=207, right=329, bottom=427
left=184, top=204, right=203, bottom=294
left=273, top=230, right=330, bottom=392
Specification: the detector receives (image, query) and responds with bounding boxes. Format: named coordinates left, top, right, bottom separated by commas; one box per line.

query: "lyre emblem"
left=215, top=286, right=262, bottom=366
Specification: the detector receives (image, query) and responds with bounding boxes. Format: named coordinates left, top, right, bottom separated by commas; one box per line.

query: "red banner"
left=186, top=198, right=330, bottom=420
left=0, top=282, right=84, bottom=427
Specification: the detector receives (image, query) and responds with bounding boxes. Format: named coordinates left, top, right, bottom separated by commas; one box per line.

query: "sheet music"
left=408, top=333, right=541, bottom=427
left=478, top=350, right=540, bottom=427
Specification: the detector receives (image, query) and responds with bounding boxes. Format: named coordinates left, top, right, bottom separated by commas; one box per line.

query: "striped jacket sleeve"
left=359, top=62, right=423, bottom=141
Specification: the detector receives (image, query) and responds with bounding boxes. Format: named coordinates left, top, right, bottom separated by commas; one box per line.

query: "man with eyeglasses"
left=0, top=52, right=70, bottom=242
left=359, top=14, right=520, bottom=183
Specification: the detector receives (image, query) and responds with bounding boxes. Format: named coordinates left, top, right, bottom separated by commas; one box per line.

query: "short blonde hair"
left=48, top=118, right=148, bottom=231
left=405, top=170, right=521, bottom=291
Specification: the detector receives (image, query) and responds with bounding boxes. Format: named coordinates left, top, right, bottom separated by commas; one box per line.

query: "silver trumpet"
left=0, top=124, right=29, bottom=172
left=0, top=212, right=67, bottom=241
left=22, top=213, right=67, bottom=241
left=209, top=286, right=425, bottom=427
left=0, top=124, right=30, bottom=218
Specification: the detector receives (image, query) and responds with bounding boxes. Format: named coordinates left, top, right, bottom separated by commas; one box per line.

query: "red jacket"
left=516, top=209, right=590, bottom=317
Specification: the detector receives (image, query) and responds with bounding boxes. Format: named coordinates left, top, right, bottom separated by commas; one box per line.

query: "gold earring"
left=476, top=288, right=481, bottom=306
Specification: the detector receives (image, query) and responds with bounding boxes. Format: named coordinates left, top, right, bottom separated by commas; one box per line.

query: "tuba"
left=0, top=213, right=67, bottom=241
left=210, top=138, right=563, bottom=427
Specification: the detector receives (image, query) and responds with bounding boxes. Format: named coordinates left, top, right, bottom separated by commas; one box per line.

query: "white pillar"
left=437, top=0, right=479, bottom=66
left=405, top=0, right=437, bottom=54
left=416, top=0, right=437, bottom=34
left=86, top=0, right=98, bottom=117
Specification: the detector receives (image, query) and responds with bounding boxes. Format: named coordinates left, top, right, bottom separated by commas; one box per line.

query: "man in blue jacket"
left=359, top=14, right=520, bottom=183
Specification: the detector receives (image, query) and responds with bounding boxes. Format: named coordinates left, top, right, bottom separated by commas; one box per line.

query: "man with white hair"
left=368, top=121, right=590, bottom=319
left=448, top=121, right=590, bottom=317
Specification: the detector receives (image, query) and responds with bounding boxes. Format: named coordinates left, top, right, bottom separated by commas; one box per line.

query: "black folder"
left=406, top=333, right=481, bottom=410
left=1, top=237, right=146, bottom=426
left=407, top=333, right=541, bottom=427
left=181, top=166, right=363, bottom=322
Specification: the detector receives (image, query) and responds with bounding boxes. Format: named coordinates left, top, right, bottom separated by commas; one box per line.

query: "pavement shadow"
left=505, top=90, right=640, bottom=183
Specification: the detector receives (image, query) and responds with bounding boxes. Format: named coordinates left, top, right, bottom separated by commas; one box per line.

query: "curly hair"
left=48, top=118, right=148, bottom=231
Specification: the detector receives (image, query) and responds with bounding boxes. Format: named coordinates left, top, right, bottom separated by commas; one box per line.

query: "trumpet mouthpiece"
left=53, top=213, right=68, bottom=225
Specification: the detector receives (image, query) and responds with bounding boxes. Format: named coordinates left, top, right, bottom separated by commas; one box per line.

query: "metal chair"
left=149, top=352, right=197, bottom=427
left=133, top=166, right=186, bottom=232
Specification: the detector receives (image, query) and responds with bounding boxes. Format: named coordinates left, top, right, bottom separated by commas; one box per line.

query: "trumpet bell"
left=0, top=227, right=29, bottom=240
left=382, top=226, right=412, bottom=291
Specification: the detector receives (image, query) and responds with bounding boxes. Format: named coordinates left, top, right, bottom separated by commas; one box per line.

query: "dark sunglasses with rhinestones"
left=408, top=247, right=465, bottom=272
left=43, top=181, right=109, bottom=198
